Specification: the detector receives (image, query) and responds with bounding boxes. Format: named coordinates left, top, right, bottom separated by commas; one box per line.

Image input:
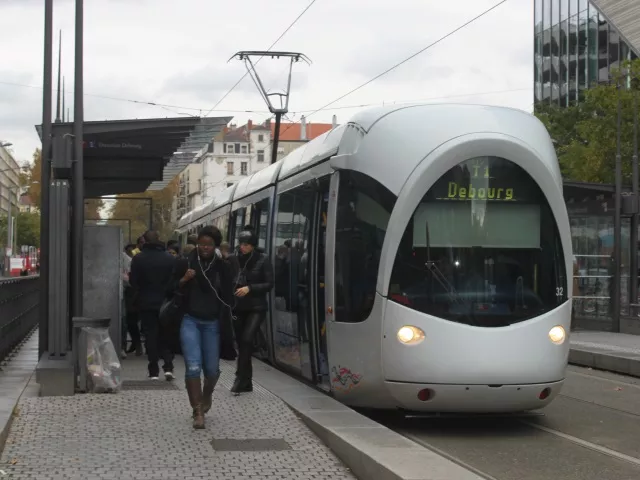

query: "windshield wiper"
left=424, top=222, right=464, bottom=306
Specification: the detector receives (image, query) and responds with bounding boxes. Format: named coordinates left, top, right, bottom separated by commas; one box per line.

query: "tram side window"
left=250, top=198, right=270, bottom=250
left=334, top=171, right=396, bottom=323
left=213, top=213, right=230, bottom=242
left=232, top=209, right=245, bottom=247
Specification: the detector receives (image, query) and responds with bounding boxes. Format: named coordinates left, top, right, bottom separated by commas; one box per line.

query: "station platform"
left=0, top=330, right=482, bottom=480
left=570, top=330, right=640, bottom=378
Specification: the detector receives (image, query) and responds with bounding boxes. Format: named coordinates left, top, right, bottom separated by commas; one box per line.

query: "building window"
left=258, top=134, right=264, bottom=142
left=227, top=162, right=234, bottom=175
left=257, top=150, right=265, bottom=163
left=226, top=144, right=234, bottom=154
left=241, top=162, right=248, bottom=175
left=241, top=145, right=248, bottom=154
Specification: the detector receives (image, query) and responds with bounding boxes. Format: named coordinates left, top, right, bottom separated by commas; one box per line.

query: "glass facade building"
left=534, top=0, right=639, bottom=106
left=535, top=2, right=640, bottom=332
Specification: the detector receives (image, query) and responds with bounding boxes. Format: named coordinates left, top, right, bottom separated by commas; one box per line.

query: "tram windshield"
left=388, top=156, right=567, bottom=327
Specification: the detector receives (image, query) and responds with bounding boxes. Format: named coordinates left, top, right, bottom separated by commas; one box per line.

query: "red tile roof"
left=271, top=122, right=333, bottom=141
left=222, top=119, right=333, bottom=143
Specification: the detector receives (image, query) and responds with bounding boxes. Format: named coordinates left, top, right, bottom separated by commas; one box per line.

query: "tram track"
left=369, top=365, right=640, bottom=480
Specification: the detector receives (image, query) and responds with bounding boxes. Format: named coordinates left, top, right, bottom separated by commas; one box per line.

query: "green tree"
left=0, top=211, right=41, bottom=249
left=108, top=176, right=178, bottom=242
left=535, top=59, right=640, bottom=183
left=24, top=148, right=103, bottom=218
left=25, top=149, right=42, bottom=207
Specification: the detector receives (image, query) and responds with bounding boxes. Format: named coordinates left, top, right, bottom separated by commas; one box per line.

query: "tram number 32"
left=556, top=287, right=564, bottom=298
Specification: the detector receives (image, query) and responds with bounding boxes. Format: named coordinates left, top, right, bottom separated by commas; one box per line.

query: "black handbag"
left=159, top=291, right=185, bottom=328
left=159, top=260, right=188, bottom=328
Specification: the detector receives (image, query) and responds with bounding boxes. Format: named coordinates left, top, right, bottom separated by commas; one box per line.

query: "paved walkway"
left=1, top=352, right=355, bottom=479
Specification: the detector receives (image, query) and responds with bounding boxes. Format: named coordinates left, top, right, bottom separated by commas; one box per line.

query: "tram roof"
left=179, top=103, right=558, bottom=226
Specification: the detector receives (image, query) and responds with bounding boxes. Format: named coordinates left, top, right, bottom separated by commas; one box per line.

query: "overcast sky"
left=0, top=0, right=532, bottom=164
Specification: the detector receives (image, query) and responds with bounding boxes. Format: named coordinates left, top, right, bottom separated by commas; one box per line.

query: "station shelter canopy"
left=36, top=116, right=231, bottom=197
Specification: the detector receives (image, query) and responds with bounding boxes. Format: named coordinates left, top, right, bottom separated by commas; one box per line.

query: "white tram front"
left=178, top=104, right=572, bottom=413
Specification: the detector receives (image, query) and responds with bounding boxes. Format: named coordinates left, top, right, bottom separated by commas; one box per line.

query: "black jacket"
left=129, top=243, right=176, bottom=311
left=172, top=249, right=237, bottom=360
left=231, top=249, right=274, bottom=312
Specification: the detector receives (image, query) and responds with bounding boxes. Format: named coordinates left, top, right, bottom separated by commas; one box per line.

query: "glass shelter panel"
left=570, top=215, right=632, bottom=329
left=389, top=157, right=568, bottom=328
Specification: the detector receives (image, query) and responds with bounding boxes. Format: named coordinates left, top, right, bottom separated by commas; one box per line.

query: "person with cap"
left=230, top=226, right=274, bottom=394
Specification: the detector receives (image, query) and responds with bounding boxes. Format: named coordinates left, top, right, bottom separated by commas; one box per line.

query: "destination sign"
left=426, top=157, right=539, bottom=203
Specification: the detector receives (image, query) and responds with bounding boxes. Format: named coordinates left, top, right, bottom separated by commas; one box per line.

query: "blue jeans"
left=180, top=314, right=221, bottom=380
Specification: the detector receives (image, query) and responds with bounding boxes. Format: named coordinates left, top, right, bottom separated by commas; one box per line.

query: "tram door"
left=323, top=171, right=340, bottom=393
left=313, top=178, right=331, bottom=389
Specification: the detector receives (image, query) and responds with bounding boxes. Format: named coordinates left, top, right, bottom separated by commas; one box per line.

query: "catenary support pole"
left=71, top=0, right=84, bottom=317
left=39, top=0, right=53, bottom=357
left=271, top=112, right=282, bottom=165
left=613, top=82, right=622, bottom=333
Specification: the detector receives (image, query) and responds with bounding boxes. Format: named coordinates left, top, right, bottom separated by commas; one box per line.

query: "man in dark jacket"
left=129, top=230, right=176, bottom=380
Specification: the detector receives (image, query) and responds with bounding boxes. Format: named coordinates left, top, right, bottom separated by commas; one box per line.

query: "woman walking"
left=230, top=227, right=274, bottom=394
left=172, top=226, right=235, bottom=429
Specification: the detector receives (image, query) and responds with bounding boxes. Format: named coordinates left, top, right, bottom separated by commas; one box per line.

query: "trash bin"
left=72, top=317, right=111, bottom=392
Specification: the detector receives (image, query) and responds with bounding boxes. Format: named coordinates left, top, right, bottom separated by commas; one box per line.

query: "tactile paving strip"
left=121, top=380, right=180, bottom=391
left=211, top=438, right=292, bottom=452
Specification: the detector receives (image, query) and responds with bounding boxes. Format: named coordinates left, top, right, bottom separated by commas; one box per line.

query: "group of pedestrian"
left=122, top=225, right=273, bottom=430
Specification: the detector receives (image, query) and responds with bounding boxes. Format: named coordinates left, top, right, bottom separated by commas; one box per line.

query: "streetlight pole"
left=3, top=186, right=18, bottom=277
left=71, top=0, right=84, bottom=317
left=613, top=81, right=623, bottom=332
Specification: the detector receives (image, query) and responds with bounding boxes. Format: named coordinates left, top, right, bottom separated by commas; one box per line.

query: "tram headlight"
left=397, top=326, right=425, bottom=345
left=548, top=325, right=566, bottom=345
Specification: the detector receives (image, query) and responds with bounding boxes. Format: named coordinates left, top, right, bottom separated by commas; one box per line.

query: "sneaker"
left=164, top=371, right=174, bottom=381
left=148, top=375, right=159, bottom=380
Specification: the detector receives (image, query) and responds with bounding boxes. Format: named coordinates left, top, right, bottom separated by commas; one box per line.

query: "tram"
left=177, top=104, right=573, bottom=412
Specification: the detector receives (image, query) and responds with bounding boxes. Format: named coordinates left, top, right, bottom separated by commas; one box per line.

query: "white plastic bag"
left=84, top=326, right=122, bottom=393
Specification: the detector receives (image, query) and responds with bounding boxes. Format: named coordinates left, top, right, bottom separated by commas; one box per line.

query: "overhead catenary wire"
left=202, top=0, right=318, bottom=117
left=266, top=0, right=511, bottom=150
left=0, top=78, right=528, bottom=117
left=1, top=0, right=511, bottom=125
left=0, top=80, right=271, bottom=115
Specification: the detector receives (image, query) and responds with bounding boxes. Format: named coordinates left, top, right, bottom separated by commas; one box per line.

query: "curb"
left=252, top=362, right=483, bottom=480
left=569, top=347, right=640, bottom=378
